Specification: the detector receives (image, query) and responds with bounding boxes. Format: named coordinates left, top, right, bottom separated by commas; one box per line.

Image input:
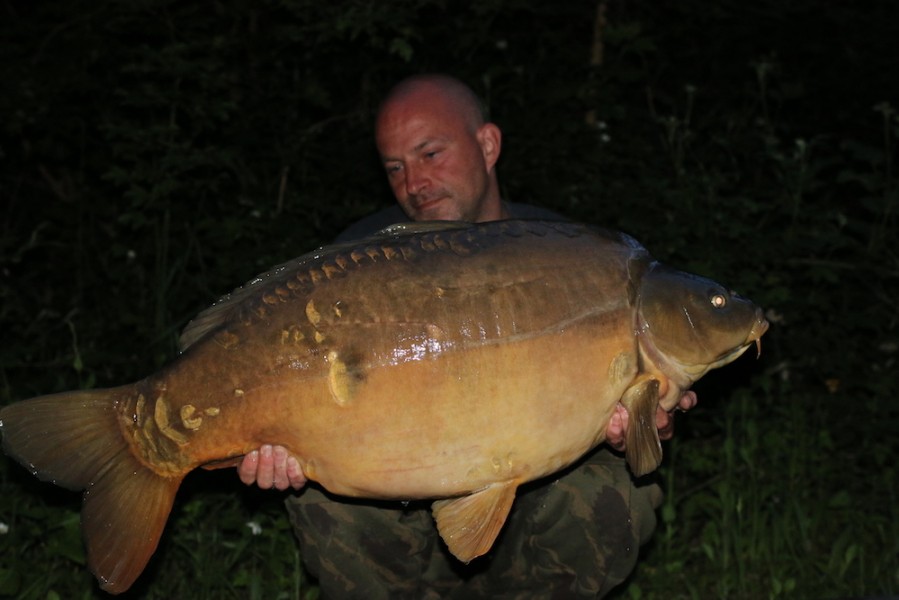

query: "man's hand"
left=606, top=391, right=698, bottom=452
left=238, top=444, right=307, bottom=491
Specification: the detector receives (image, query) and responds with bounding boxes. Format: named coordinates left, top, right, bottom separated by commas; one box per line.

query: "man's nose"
left=405, top=164, right=428, bottom=196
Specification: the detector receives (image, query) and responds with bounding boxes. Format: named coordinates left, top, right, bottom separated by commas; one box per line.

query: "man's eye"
left=424, top=150, right=440, bottom=159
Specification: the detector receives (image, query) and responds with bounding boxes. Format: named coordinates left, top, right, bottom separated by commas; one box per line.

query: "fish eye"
left=710, top=293, right=727, bottom=308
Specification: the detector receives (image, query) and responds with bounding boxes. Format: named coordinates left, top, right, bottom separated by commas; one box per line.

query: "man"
left=239, top=74, right=696, bottom=598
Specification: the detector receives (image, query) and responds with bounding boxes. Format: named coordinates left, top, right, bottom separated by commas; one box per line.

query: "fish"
left=0, top=219, right=768, bottom=594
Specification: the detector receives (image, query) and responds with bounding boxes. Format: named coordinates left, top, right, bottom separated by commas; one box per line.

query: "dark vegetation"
left=1, top=1, right=897, bottom=598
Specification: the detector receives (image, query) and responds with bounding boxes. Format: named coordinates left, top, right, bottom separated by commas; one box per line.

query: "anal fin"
left=431, top=480, right=518, bottom=563
left=621, top=377, right=663, bottom=477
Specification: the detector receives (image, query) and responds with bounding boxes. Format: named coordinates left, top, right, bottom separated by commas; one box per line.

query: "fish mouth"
left=679, top=307, right=770, bottom=377
left=711, top=308, right=769, bottom=368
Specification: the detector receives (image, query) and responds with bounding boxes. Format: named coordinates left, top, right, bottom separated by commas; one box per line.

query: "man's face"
left=375, top=87, right=497, bottom=222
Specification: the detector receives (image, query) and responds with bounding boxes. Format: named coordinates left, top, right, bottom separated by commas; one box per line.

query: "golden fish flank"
left=463, top=452, right=514, bottom=481
left=304, top=299, right=328, bottom=344
left=125, top=393, right=187, bottom=474
left=132, top=393, right=221, bottom=457
left=0, top=219, right=768, bottom=594
left=280, top=324, right=306, bottom=346
left=608, top=352, right=635, bottom=386
left=327, top=350, right=353, bottom=406
left=154, top=396, right=188, bottom=445
left=305, top=299, right=321, bottom=326
left=179, top=405, right=204, bottom=430
left=492, top=453, right=514, bottom=475
left=214, top=330, right=240, bottom=349
left=392, top=325, right=452, bottom=363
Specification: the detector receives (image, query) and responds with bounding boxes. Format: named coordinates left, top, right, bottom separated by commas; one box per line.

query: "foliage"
left=1, top=0, right=897, bottom=598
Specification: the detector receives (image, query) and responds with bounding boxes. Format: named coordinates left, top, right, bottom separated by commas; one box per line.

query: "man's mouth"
left=412, top=195, right=448, bottom=216
left=413, top=195, right=444, bottom=209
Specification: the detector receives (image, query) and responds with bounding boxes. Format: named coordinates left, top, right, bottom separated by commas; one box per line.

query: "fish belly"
left=197, top=313, right=637, bottom=500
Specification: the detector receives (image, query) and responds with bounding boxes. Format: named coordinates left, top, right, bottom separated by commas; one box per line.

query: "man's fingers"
left=238, top=450, right=260, bottom=486
left=271, top=445, right=290, bottom=491
left=254, top=444, right=276, bottom=489
left=286, top=456, right=308, bottom=490
left=656, top=407, right=675, bottom=440
left=236, top=444, right=306, bottom=491
left=678, top=390, right=698, bottom=412
left=606, top=403, right=627, bottom=451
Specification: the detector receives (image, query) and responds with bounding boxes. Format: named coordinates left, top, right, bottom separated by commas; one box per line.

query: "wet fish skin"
left=0, top=220, right=768, bottom=593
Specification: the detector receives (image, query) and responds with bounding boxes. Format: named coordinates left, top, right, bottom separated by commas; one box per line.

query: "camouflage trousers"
left=285, top=448, right=662, bottom=599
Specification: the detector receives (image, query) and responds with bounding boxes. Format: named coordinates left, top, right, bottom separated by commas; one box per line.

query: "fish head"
left=636, top=262, right=769, bottom=389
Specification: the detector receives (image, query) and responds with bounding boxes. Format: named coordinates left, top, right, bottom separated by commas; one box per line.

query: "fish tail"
left=0, top=387, right=182, bottom=594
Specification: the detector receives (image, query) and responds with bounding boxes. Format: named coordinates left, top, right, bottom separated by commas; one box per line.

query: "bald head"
left=375, top=75, right=505, bottom=223
left=378, top=75, right=488, bottom=132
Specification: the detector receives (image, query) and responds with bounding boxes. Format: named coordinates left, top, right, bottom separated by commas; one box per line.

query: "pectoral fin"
left=431, top=480, right=518, bottom=563
left=621, top=377, right=663, bottom=477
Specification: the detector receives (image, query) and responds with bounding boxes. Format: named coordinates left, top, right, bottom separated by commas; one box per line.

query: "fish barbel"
left=0, top=220, right=768, bottom=593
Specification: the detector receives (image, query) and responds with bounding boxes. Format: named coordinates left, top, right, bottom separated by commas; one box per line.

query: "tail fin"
left=0, top=387, right=182, bottom=594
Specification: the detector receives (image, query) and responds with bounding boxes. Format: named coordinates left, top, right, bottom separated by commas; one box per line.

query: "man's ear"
left=476, top=123, right=502, bottom=172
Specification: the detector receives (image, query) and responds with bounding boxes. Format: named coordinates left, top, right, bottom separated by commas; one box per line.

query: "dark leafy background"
left=1, top=1, right=897, bottom=598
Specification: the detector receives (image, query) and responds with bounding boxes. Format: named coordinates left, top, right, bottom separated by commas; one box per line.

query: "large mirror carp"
left=0, top=220, right=768, bottom=593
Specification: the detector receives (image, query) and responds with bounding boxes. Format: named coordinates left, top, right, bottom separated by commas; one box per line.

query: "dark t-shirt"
left=335, top=202, right=566, bottom=243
